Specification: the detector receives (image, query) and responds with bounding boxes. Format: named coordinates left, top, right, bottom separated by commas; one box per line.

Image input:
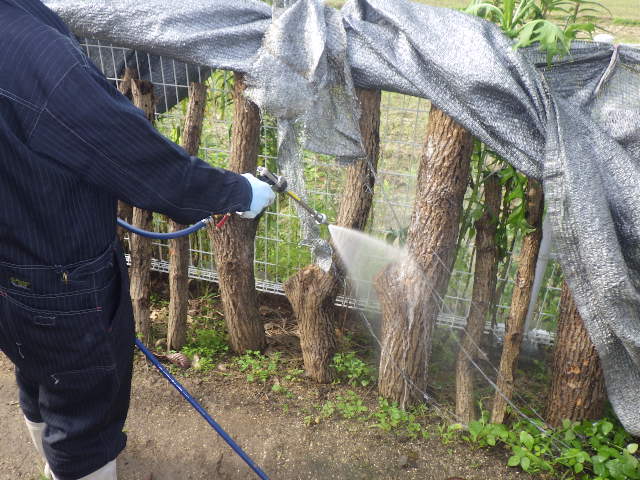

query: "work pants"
left=0, top=239, right=134, bottom=480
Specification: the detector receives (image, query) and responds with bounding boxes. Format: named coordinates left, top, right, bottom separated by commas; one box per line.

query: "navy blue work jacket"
left=0, top=0, right=252, bottom=265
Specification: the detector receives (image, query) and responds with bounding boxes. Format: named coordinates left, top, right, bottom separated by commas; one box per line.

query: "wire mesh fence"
left=82, top=40, right=564, bottom=345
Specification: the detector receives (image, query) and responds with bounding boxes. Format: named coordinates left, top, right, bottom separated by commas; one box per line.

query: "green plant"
left=437, top=422, right=465, bottom=444
left=182, top=327, right=229, bottom=371
left=613, top=18, right=640, bottom=27
left=335, top=390, right=369, bottom=419
left=236, top=351, right=281, bottom=383
left=461, top=410, right=640, bottom=479
left=318, top=391, right=369, bottom=420
left=465, top=0, right=608, bottom=63
left=372, top=398, right=429, bottom=439
left=331, top=352, right=375, bottom=387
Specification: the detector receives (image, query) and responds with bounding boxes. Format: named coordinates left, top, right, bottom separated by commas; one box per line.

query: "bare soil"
left=0, top=285, right=542, bottom=480
left=0, top=353, right=544, bottom=480
left=0, top=350, right=534, bottom=480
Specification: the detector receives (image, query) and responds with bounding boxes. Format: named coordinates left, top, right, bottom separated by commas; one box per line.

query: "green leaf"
left=514, top=19, right=569, bottom=63
left=627, top=443, right=639, bottom=454
left=574, top=463, right=584, bottom=474
left=469, top=420, right=484, bottom=440
left=508, top=455, right=520, bottom=467
left=520, top=431, right=534, bottom=450
left=600, top=421, right=614, bottom=436
left=464, top=2, right=503, bottom=18
left=520, top=456, right=531, bottom=471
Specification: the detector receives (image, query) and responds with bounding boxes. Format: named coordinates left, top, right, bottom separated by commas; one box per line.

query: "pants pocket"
left=0, top=292, right=114, bottom=377
left=42, top=365, right=124, bottom=480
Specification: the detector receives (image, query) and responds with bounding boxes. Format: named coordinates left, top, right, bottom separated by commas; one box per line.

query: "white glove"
left=238, top=173, right=276, bottom=219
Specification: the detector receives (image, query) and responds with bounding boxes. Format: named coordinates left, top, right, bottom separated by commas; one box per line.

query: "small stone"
left=398, top=454, right=409, bottom=469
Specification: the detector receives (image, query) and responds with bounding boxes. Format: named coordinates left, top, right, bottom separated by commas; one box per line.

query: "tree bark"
left=127, top=78, right=156, bottom=345
left=116, top=68, right=138, bottom=247
left=376, top=107, right=472, bottom=408
left=166, top=83, right=208, bottom=351
left=545, top=281, right=606, bottom=426
left=491, top=179, right=544, bottom=424
left=208, top=73, right=266, bottom=353
left=455, top=174, right=502, bottom=424
left=284, top=89, right=382, bottom=383
left=285, top=265, right=340, bottom=383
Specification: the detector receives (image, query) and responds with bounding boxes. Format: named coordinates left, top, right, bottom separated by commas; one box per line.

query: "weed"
left=335, top=390, right=369, bottom=419
left=438, top=422, right=464, bottom=444
left=372, top=398, right=429, bottom=439
left=236, top=351, right=280, bottom=383
left=331, top=352, right=375, bottom=387
left=182, top=327, right=228, bottom=372
left=284, top=368, right=304, bottom=382
left=461, top=408, right=640, bottom=479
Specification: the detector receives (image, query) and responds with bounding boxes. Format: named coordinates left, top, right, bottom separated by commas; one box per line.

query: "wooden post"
left=116, top=68, right=137, bottom=247
left=545, top=281, right=606, bottom=426
left=208, top=73, right=266, bottom=353
left=166, top=83, right=208, bottom=351
left=455, top=174, right=502, bottom=424
left=283, top=89, right=382, bottom=383
left=127, top=78, right=156, bottom=345
left=376, top=107, right=472, bottom=409
left=491, top=178, right=544, bottom=424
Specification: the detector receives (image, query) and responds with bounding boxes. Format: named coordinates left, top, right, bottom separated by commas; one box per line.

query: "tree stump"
left=377, top=107, right=472, bottom=409
left=167, top=82, right=208, bottom=351
left=284, top=88, right=382, bottom=382
left=208, top=73, right=266, bottom=353
left=455, top=174, right=501, bottom=424
left=491, top=179, right=543, bottom=424
left=545, top=281, right=606, bottom=426
left=127, top=78, right=156, bottom=345
left=284, top=266, right=340, bottom=383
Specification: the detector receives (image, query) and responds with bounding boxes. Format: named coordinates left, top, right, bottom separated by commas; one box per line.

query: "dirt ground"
left=0, top=350, right=541, bottom=480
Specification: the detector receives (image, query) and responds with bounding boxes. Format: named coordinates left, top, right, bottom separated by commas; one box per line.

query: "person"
left=0, top=1, right=275, bottom=479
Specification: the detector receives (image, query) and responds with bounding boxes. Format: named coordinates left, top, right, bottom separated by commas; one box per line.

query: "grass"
left=613, top=18, right=640, bottom=27
left=600, top=0, right=639, bottom=20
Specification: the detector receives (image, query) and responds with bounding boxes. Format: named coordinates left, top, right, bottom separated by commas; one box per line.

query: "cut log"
left=455, top=174, right=501, bottom=424
left=116, top=68, right=138, bottom=247
left=545, top=281, right=606, bottom=426
left=377, top=107, right=472, bottom=408
left=208, top=73, right=266, bottom=353
left=284, top=89, right=382, bottom=382
left=128, top=78, right=156, bottom=345
left=167, top=83, right=208, bottom=351
left=491, top=178, right=543, bottom=424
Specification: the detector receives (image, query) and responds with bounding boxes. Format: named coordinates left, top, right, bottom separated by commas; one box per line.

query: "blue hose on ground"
left=134, top=339, right=271, bottom=480
left=117, top=217, right=210, bottom=240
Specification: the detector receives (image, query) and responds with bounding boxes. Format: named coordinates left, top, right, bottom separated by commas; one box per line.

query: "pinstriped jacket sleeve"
left=27, top=60, right=252, bottom=226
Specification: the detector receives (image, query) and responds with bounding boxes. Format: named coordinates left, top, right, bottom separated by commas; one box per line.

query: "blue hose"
left=117, top=217, right=209, bottom=239
left=134, top=339, right=270, bottom=480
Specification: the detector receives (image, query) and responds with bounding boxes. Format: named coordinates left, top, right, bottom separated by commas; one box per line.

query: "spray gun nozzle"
left=256, top=167, right=330, bottom=225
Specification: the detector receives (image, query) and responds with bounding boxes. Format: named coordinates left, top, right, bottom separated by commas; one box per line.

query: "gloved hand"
left=238, top=173, right=276, bottom=219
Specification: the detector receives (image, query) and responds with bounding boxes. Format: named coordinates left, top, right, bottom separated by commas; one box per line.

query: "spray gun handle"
left=256, top=166, right=288, bottom=193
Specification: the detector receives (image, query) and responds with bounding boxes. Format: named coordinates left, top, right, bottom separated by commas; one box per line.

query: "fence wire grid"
left=83, top=40, right=563, bottom=346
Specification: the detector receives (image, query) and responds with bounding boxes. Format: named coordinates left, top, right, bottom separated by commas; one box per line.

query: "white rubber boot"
left=24, top=416, right=53, bottom=479
left=25, top=418, right=117, bottom=480
left=51, top=460, right=117, bottom=480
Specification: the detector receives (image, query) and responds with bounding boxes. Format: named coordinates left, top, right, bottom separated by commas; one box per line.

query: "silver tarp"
left=43, top=0, right=640, bottom=434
